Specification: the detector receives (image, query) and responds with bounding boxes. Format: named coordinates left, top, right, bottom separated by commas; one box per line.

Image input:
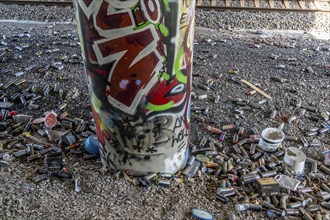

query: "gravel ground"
left=215, top=0, right=226, bottom=6
left=274, top=0, right=285, bottom=9
left=0, top=3, right=329, bottom=35
left=195, top=10, right=330, bottom=35
left=231, top=0, right=240, bottom=7
left=290, top=0, right=301, bottom=8
left=245, top=0, right=255, bottom=8
left=0, top=4, right=75, bottom=22
left=306, top=1, right=316, bottom=9
left=203, top=0, right=212, bottom=6
left=0, top=20, right=330, bottom=220
left=0, top=2, right=330, bottom=220
left=259, top=0, right=270, bottom=8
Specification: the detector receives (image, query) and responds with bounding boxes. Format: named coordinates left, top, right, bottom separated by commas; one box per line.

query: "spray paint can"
left=324, top=149, right=330, bottom=166
left=74, top=0, right=196, bottom=173
left=74, top=175, right=82, bottom=193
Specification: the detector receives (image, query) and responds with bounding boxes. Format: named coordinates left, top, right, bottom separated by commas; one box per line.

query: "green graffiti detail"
left=146, top=101, right=174, bottom=111
left=91, top=92, right=101, bottom=113
left=163, top=0, right=170, bottom=12
left=145, top=1, right=191, bottom=112
left=134, top=21, right=151, bottom=30
left=158, top=71, right=170, bottom=80
left=174, top=47, right=187, bottom=84
left=159, top=23, right=169, bottom=37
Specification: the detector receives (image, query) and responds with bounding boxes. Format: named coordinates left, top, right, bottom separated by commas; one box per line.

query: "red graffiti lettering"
left=95, top=1, right=133, bottom=31
left=141, top=0, right=161, bottom=23
left=90, top=1, right=164, bottom=114
left=94, top=27, right=162, bottom=112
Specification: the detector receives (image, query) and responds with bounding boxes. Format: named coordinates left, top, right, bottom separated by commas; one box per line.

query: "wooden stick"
left=211, top=0, right=217, bottom=6
left=283, top=0, right=290, bottom=8
left=255, top=0, right=260, bottom=7
left=309, top=1, right=317, bottom=9
left=313, top=1, right=323, bottom=10
left=298, top=0, right=306, bottom=9
left=240, top=79, right=272, bottom=100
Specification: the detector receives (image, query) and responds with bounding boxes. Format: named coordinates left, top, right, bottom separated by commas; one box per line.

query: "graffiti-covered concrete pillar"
left=74, top=0, right=195, bottom=174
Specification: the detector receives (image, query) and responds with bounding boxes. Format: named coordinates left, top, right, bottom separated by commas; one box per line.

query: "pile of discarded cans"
left=136, top=103, right=330, bottom=220
left=188, top=124, right=330, bottom=219
left=189, top=97, right=330, bottom=219
left=0, top=79, right=100, bottom=193
left=1, top=31, right=330, bottom=219
left=1, top=74, right=330, bottom=219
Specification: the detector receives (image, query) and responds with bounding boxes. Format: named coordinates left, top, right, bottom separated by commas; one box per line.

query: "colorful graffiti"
left=75, top=0, right=195, bottom=173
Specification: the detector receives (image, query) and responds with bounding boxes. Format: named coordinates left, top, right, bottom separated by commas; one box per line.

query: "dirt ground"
left=0, top=21, right=330, bottom=220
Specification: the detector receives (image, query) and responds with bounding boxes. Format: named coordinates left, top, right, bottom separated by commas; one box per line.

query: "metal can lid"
left=196, top=154, right=212, bottom=163
left=192, top=208, right=213, bottom=220
left=44, top=112, right=57, bottom=128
